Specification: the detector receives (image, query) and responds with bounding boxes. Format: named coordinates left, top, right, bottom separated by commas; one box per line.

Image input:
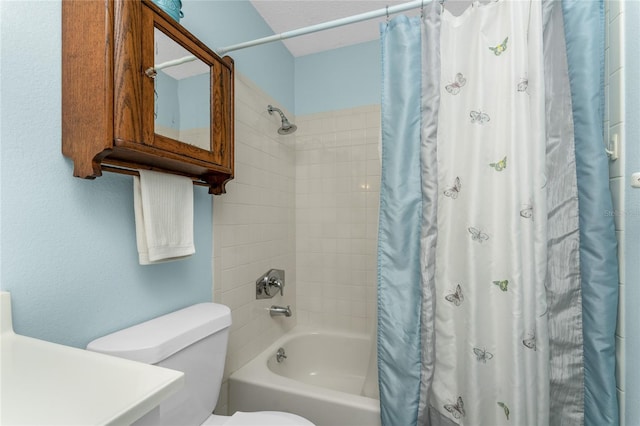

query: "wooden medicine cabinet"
left=62, top=0, right=234, bottom=195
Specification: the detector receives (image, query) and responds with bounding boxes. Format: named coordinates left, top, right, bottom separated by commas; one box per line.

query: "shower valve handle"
left=268, top=277, right=284, bottom=296
left=256, top=269, right=285, bottom=299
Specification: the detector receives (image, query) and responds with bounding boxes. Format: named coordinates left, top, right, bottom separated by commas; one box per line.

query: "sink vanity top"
left=0, top=292, right=184, bottom=425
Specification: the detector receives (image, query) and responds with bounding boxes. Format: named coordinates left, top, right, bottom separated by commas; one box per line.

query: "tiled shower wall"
left=605, top=0, right=626, bottom=423
left=294, top=105, right=381, bottom=334
left=212, top=74, right=297, bottom=414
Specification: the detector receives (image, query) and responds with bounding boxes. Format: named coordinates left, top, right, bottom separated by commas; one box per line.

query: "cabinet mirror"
left=152, top=27, right=210, bottom=151
left=63, top=0, right=234, bottom=195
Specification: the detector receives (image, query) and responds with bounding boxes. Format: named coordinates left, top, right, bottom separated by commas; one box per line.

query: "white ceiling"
left=250, top=0, right=410, bottom=57
left=158, top=0, right=474, bottom=77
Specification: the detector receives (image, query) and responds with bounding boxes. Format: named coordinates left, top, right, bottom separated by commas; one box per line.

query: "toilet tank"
left=87, top=303, right=231, bottom=426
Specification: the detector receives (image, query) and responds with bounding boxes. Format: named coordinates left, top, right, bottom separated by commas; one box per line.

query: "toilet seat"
left=203, top=411, right=315, bottom=426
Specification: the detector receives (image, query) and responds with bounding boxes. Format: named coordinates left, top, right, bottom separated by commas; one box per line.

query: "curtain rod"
left=216, top=0, right=431, bottom=55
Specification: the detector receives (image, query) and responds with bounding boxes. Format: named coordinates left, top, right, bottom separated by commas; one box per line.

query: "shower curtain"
left=377, top=0, right=619, bottom=425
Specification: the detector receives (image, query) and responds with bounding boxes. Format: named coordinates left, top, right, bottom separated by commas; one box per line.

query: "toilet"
left=87, top=303, right=314, bottom=426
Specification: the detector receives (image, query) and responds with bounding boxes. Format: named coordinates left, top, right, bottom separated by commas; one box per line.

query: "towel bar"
left=101, top=165, right=209, bottom=187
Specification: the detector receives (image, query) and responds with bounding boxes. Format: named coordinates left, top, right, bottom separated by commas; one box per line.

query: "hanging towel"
left=133, top=169, right=195, bottom=265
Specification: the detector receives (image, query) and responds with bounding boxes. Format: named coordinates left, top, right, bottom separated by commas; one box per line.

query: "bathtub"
left=228, top=328, right=381, bottom=426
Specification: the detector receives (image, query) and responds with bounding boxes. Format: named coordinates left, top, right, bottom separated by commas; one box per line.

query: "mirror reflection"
left=154, top=28, right=210, bottom=150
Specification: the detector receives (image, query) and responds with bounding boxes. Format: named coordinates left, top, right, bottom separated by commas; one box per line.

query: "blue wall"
left=179, top=73, right=211, bottom=129
left=183, top=0, right=381, bottom=117
left=156, top=71, right=181, bottom=129
left=624, top=2, right=640, bottom=422
left=0, top=0, right=381, bottom=350
left=0, top=0, right=215, bottom=349
left=181, top=0, right=296, bottom=113
left=295, top=40, right=381, bottom=115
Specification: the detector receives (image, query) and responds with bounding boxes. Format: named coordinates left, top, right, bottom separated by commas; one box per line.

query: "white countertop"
left=0, top=292, right=184, bottom=425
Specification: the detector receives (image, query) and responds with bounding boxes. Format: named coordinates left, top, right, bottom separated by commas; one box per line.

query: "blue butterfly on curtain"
left=523, top=332, right=537, bottom=351
left=517, top=77, right=529, bottom=92
left=470, top=110, right=490, bottom=124
left=444, top=396, right=466, bottom=419
left=445, top=284, right=464, bottom=306
left=443, top=177, right=461, bottom=199
left=520, top=204, right=533, bottom=219
left=473, top=347, right=494, bottom=363
left=468, top=227, right=489, bottom=243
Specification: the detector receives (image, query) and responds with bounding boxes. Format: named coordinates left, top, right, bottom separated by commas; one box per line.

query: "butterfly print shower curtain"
left=377, top=0, right=619, bottom=425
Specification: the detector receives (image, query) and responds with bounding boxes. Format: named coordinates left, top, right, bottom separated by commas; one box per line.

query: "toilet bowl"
left=87, top=303, right=314, bottom=426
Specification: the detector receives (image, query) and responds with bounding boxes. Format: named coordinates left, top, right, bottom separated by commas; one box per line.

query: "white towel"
left=133, top=170, right=195, bottom=265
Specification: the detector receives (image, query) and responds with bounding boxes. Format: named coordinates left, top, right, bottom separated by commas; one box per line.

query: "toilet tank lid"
left=87, top=303, right=231, bottom=364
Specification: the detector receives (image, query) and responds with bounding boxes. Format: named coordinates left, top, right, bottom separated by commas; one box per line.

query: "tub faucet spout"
left=270, top=305, right=292, bottom=317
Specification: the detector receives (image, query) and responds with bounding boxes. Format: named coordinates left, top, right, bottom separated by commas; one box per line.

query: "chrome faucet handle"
left=256, top=276, right=271, bottom=297
left=256, top=269, right=285, bottom=299
left=268, top=277, right=284, bottom=296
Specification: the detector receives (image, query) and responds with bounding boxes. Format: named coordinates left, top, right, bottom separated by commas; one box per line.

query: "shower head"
left=267, top=105, right=297, bottom=135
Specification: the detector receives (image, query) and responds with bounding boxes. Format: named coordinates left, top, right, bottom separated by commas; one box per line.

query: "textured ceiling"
left=250, top=0, right=410, bottom=57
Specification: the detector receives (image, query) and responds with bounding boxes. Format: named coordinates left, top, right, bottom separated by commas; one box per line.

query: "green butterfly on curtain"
left=497, top=402, right=510, bottom=420
left=493, top=280, right=509, bottom=291
left=489, top=37, right=509, bottom=56
left=489, top=156, right=507, bottom=171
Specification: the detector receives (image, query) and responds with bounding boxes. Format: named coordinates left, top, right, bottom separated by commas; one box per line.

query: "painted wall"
left=0, top=0, right=215, bottom=349
left=295, top=40, right=381, bottom=116
left=181, top=0, right=295, bottom=113
left=156, top=71, right=181, bottom=130
left=179, top=73, right=211, bottom=129
left=621, top=1, right=640, bottom=424
left=189, top=1, right=383, bottom=118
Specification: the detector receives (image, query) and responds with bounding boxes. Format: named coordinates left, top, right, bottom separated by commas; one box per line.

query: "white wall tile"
left=295, top=105, right=381, bottom=334
left=609, top=69, right=624, bottom=126
left=617, top=230, right=625, bottom=284
left=609, top=0, right=622, bottom=21
left=213, top=73, right=297, bottom=380
left=610, top=14, right=624, bottom=74
left=609, top=177, right=625, bottom=231
left=617, top=283, right=625, bottom=338
left=605, top=2, right=626, bottom=420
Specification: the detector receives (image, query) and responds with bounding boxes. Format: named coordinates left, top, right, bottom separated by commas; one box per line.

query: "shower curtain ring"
left=420, top=0, right=424, bottom=18
left=386, top=5, right=389, bottom=23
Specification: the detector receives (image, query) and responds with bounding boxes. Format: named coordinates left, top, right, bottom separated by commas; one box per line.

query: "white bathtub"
left=228, top=328, right=381, bottom=426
